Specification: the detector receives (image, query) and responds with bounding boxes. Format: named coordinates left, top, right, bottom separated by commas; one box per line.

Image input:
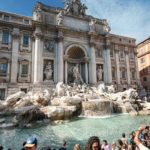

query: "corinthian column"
left=57, top=30, right=64, bottom=83
left=89, top=34, right=96, bottom=84
left=115, top=46, right=121, bottom=85
left=125, top=47, right=131, bottom=85
left=10, top=28, right=20, bottom=83
left=33, top=27, right=43, bottom=84
left=103, top=37, right=112, bottom=84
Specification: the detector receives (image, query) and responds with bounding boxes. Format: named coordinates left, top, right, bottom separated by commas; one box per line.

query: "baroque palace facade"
left=137, top=37, right=150, bottom=91
left=0, top=0, right=139, bottom=100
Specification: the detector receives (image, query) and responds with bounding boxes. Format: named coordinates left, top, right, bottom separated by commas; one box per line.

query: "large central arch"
left=64, top=44, right=89, bottom=84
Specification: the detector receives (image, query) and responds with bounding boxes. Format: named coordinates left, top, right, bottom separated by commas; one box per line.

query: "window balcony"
left=0, top=73, right=9, bottom=82
left=18, top=74, right=30, bottom=83
left=0, top=42, right=11, bottom=50
left=20, top=44, right=31, bottom=52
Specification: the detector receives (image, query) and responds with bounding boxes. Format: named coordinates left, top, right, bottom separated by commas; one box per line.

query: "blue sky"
left=0, top=0, right=150, bottom=43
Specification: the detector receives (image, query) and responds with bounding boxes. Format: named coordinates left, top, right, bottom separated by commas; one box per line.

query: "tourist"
left=121, top=133, right=127, bottom=145
left=86, top=136, right=101, bottom=150
left=101, top=140, right=111, bottom=150
left=117, top=139, right=123, bottom=150
left=59, top=140, right=67, bottom=150
left=111, top=142, right=117, bottom=150
left=134, top=125, right=149, bottom=150
left=21, top=141, right=26, bottom=150
left=73, top=144, right=82, bottom=150
left=24, top=136, right=38, bottom=150
left=0, top=146, right=3, bottom=150
left=127, top=133, right=136, bottom=150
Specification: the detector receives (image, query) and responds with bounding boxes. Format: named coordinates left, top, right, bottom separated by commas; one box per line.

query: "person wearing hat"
left=24, top=136, right=38, bottom=150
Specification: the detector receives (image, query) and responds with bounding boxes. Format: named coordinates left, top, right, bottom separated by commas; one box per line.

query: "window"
left=131, top=70, right=135, bottom=79
left=3, top=15, right=9, bottom=21
left=143, top=77, right=147, bottom=81
left=110, top=44, right=114, bottom=57
left=140, top=57, right=145, bottom=64
left=2, top=30, right=9, bottom=45
left=0, top=63, right=7, bottom=75
left=21, top=64, right=28, bottom=76
left=21, top=88, right=27, bottom=93
left=23, top=35, right=29, bottom=47
left=129, top=51, right=135, bottom=59
left=0, top=89, right=5, bottom=100
left=121, top=70, right=126, bottom=79
left=120, top=50, right=124, bottom=58
left=24, top=19, right=29, bottom=24
left=112, top=68, right=116, bottom=80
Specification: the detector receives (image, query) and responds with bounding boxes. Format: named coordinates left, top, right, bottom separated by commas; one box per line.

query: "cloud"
left=82, top=0, right=150, bottom=43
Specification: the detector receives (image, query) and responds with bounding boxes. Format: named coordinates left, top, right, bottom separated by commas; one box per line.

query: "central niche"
left=67, top=46, right=86, bottom=84
left=67, top=46, right=85, bottom=59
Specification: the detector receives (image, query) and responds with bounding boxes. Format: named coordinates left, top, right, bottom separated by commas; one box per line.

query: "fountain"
left=0, top=82, right=150, bottom=129
left=0, top=82, right=150, bottom=149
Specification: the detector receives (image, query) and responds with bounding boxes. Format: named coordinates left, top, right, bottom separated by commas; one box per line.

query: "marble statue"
left=97, top=66, right=103, bottom=81
left=34, top=3, right=42, bottom=21
left=89, top=19, right=96, bottom=32
left=79, top=3, right=87, bottom=16
left=73, top=64, right=84, bottom=84
left=44, top=62, right=53, bottom=81
left=57, top=11, right=63, bottom=25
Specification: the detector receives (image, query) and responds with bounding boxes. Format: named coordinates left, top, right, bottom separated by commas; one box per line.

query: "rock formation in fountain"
left=0, top=82, right=149, bottom=128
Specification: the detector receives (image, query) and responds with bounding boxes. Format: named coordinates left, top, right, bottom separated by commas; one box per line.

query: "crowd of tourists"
left=0, top=125, right=149, bottom=150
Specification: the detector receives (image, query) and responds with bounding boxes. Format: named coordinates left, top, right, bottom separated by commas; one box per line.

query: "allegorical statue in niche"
left=44, top=62, right=53, bottom=81
left=73, top=64, right=84, bottom=84
left=97, top=66, right=103, bottom=81
left=44, top=40, right=54, bottom=52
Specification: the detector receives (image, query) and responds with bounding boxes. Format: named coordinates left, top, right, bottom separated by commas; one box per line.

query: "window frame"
left=2, top=30, right=9, bottom=45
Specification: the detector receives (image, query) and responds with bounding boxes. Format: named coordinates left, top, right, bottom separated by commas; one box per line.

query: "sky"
left=0, top=0, right=150, bottom=44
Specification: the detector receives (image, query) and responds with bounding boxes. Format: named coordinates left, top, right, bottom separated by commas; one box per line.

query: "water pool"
left=0, top=114, right=150, bottom=149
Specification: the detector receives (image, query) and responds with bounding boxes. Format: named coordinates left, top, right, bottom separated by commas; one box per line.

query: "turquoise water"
left=0, top=114, right=150, bottom=150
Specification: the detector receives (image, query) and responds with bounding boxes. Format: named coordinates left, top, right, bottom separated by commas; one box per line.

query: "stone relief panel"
left=96, top=64, right=103, bottom=82
left=95, top=45, right=103, bottom=58
left=43, top=60, right=53, bottom=82
left=43, top=39, right=55, bottom=52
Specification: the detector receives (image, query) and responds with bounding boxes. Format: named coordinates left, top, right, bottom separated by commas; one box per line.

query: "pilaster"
left=115, top=45, right=121, bottom=85
left=33, top=27, right=43, bottom=84
left=104, top=37, right=112, bottom=84
left=10, top=28, right=20, bottom=83
left=125, top=47, right=131, bottom=85
left=89, top=33, right=96, bottom=84
left=56, top=29, right=64, bottom=83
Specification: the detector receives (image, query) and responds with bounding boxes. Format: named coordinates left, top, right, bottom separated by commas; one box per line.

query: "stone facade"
left=137, top=37, right=150, bottom=91
left=0, top=0, right=139, bottom=100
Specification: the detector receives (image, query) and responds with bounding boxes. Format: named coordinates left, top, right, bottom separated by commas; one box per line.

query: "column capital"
left=34, top=33, right=43, bottom=39
left=89, top=35, right=96, bottom=47
left=84, top=57, right=90, bottom=63
left=56, top=30, right=64, bottom=42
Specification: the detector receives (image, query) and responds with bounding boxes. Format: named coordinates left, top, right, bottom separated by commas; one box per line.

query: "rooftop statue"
left=64, top=0, right=87, bottom=16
